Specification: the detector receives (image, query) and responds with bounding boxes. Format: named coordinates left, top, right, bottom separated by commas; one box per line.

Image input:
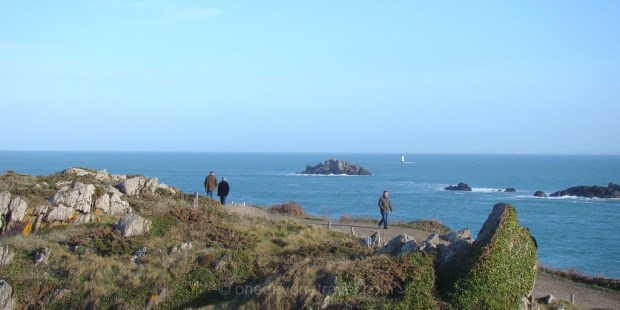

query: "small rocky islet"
left=299, top=158, right=372, bottom=175
left=445, top=181, right=619, bottom=199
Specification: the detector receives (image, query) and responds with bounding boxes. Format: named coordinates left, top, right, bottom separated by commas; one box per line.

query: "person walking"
left=217, top=177, right=230, bottom=205
left=377, top=191, right=393, bottom=229
left=204, top=171, right=218, bottom=199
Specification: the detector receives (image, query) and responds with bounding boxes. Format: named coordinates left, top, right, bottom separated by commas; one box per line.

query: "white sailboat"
left=401, top=154, right=405, bottom=163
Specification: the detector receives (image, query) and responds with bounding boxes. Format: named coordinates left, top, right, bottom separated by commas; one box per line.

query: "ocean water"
left=1, top=151, right=619, bottom=278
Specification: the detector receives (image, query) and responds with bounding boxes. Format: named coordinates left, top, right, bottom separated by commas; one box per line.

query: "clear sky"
left=1, top=1, right=619, bottom=154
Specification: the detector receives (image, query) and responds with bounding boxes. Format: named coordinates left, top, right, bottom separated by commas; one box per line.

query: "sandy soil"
left=225, top=204, right=620, bottom=310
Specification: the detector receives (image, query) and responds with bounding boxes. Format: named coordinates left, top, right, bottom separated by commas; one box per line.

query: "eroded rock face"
left=0, top=246, right=15, bottom=266
left=443, top=203, right=538, bottom=308
left=300, top=159, right=372, bottom=176
left=51, top=182, right=95, bottom=213
left=117, top=176, right=159, bottom=196
left=115, top=214, right=151, bottom=237
left=0, top=192, right=11, bottom=216
left=45, top=204, right=75, bottom=223
left=8, top=197, right=28, bottom=223
left=0, top=280, right=16, bottom=310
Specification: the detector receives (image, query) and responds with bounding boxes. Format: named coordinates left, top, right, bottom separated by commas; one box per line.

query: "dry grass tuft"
left=269, top=201, right=307, bottom=217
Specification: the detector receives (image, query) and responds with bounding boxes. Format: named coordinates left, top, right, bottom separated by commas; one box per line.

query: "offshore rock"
left=444, top=183, right=472, bottom=191
left=300, top=159, right=372, bottom=176
left=550, top=182, right=620, bottom=198
left=533, top=191, right=547, bottom=198
left=505, top=187, right=517, bottom=193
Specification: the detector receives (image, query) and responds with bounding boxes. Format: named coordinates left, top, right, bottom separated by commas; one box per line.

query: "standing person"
left=377, top=191, right=393, bottom=229
left=204, top=171, right=218, bottom=199
left=217, top=177, right=230, bottom=205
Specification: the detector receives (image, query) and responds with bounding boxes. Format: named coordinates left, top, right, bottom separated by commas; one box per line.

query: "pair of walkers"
left=204, top=171, right=230, bottom=205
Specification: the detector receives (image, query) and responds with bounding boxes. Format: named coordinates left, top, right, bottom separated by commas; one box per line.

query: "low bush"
left=269, top=201, right=307, bottom=217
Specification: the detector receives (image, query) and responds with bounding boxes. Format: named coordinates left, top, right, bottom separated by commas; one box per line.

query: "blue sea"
left=1, top=151, right=619, bottom=278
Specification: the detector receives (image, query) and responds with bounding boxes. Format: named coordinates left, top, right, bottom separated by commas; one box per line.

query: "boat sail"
left=401, top=154, right=405, bottom=163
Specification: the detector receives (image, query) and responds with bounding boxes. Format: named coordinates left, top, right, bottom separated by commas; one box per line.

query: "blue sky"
left=1, top=1, right=619, bottom=154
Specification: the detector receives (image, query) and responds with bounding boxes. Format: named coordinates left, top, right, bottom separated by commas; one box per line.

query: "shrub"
left=395, top=219, right=451, bottom=234
left=269, top=201, right=307, bottom=217
left=447, top=203, right=538, bottom=309
left=338, top=214, right=376, bottom=224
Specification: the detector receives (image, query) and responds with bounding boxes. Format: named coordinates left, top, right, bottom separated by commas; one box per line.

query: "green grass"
left=0, top=171, right=545, bottom=309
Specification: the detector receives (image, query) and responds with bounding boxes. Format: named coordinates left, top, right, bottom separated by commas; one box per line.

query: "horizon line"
left=1, top=150, right=619, bottom=156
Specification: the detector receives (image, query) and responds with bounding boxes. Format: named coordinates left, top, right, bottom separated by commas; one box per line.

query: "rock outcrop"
left=117, top=176, right=159, bottom=197
left=505, top=188, right=516, bottom=193
left=550, top=182, right=620, bottom=199
left=34, top=248, right=51, bottom=267
left=0, top=192, right=29, bottom=232
left=0, top=246, right=14, bottom=266
left=0, top=280, right=16, bottom=310
left=62, top=167, right=126, bottom=183
left=376, top=233, right=418, bottom=257
left=115, top=214, right=151, bottom=237
left=444, top=183, right=472, bottom=191
left=533, top=191, right=547, bottom=198
left=439, top=203, right=538, bottom=308
left=0, top=167, right=174, bottom=236
left=300, top=159, right=371, bottom=176
left=51, top=182, right=96, bottom=214
left=441, top=228, right=472, bottom=243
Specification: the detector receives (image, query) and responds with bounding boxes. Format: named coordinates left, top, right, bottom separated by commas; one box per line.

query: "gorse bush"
left=269, top=201, right=307, bottom=217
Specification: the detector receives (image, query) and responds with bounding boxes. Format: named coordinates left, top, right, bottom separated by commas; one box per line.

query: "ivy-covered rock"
left=441, top=203, right=538, bottom=309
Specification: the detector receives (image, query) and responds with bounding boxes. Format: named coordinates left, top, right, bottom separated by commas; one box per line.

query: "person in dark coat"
left=204, top=171, right=218, bottom=199
left=377, top=191, right=393, bottom=229
left=217, top=177, right=230, bottom=205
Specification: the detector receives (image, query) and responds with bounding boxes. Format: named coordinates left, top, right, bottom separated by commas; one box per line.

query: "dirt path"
left=225, top=205, right=620, bottom=309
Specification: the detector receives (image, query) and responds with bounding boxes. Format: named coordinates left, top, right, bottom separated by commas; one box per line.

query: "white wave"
left=471, top=187, right=505, bottom=193
left=291, top=173, right=365, bottom=177
left=546, top=195, right=620, bottom=201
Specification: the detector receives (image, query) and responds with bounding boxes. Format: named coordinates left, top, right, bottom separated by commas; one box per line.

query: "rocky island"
left=300, top=158, right=372, bottom=175
left=444, top=182, right=472, bottom=191
left=550, top=182, right=620, bottom=198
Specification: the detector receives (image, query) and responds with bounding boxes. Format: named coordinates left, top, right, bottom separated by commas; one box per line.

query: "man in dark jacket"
left=217, top=177, right=230, bottom=205
left=377, top=191, right=393, bottom=229
left=204, top=171, right=218, bottom=199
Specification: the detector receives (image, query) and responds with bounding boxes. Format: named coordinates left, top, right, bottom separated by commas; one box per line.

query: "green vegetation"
left=0, top=171, right=542, bottom=309
left=393, top=219, right=451, bottom=234
left=268, top=201, right=308, bottom=217
left=444, top=204, right=538, bottom=309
